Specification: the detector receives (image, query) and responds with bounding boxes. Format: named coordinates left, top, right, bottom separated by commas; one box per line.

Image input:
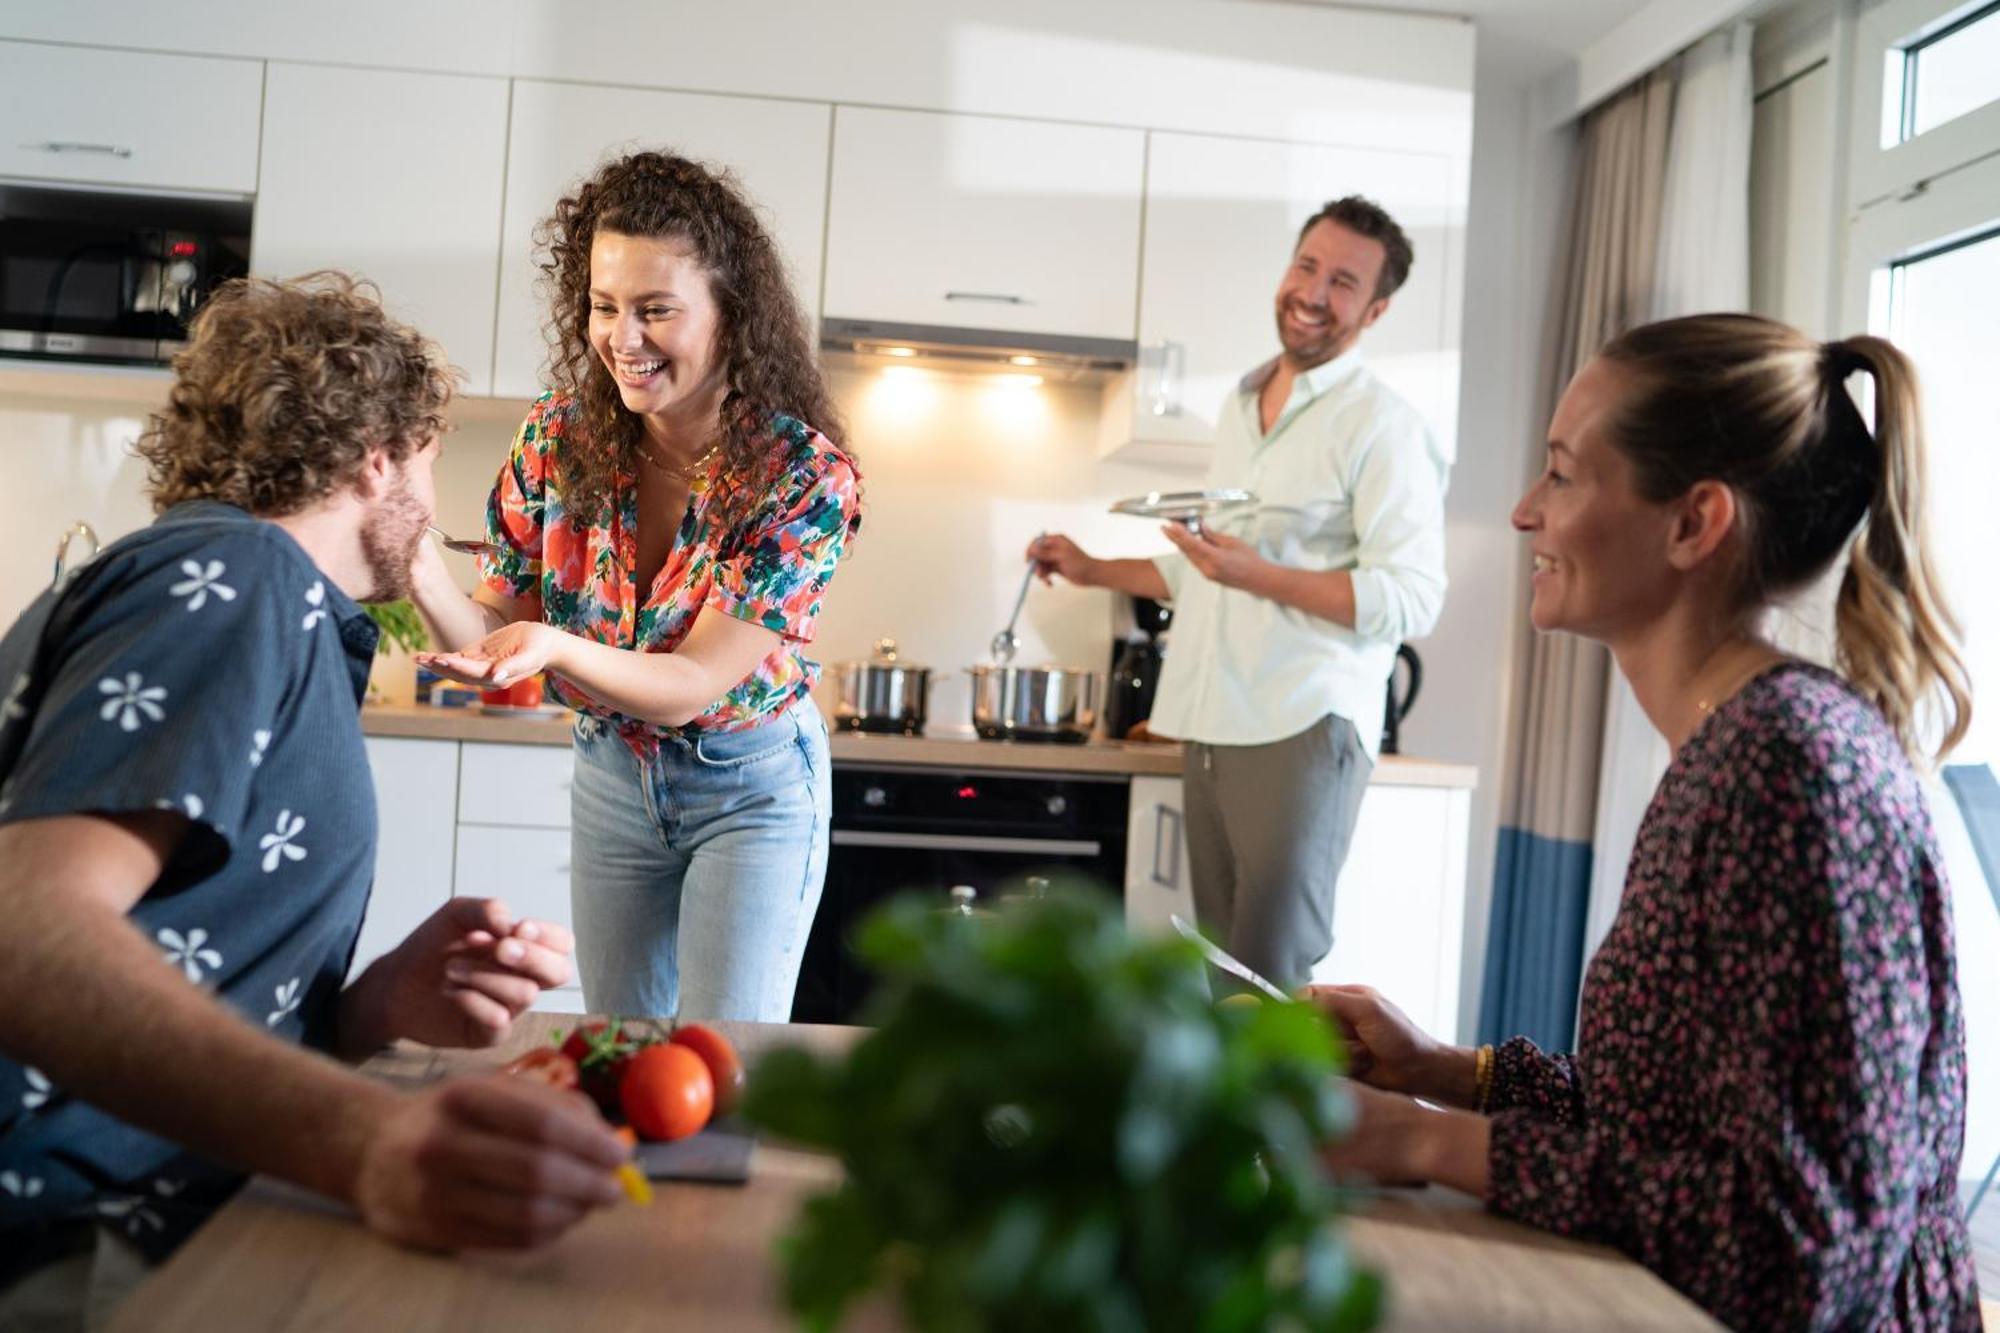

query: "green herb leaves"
left=742, top=889, right=1381, bottom=1332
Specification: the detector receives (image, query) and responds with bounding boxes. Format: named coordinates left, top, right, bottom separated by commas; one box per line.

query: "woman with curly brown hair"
left=412, top=152, right=861, bottom=1022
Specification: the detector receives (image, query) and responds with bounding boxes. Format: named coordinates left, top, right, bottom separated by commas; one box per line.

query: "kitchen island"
left=108, top=1015, right=1717, bottom=1332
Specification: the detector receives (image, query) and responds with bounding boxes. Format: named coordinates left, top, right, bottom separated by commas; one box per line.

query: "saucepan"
left=831, top=638, right=932, bottom=736
left=967, top=663, right=1101, bottom=743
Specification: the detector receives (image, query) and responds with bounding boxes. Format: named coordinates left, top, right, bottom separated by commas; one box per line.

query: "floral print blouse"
left=1485, top=663, right=1979, bottom=1331
left=482, top=393, right=860, bottom=755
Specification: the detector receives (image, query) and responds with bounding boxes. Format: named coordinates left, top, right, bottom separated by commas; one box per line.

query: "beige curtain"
left=1481, top=66, right=1678, bottom=1049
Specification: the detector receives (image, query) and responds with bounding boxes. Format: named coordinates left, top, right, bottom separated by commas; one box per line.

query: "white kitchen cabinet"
left=0, top=40, right=263, bottom=195
left=455, top=741, right=578, bottom=1012
left=352, top=737, right=458, bottom=981
left=1314, top=783, right=1469, bottom=1044
left=1124, top=774, right=1193, bottom=938
left=1098, top=131, right=1459, bottom=464
left=252, top=63, right=509, bottom=395
left=456, top=740, right=573, bottom=830
left=454, top=824, right=583, bottom=1014
left=822, top=107, right=1144, bottom=341
left=1123, top=773, right=1469, bottom=1044
left=492, top=81, right=833, bottom=400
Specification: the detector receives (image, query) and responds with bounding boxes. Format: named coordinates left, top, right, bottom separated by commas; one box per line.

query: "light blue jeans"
left=568, top=702, right=830, bottom=1021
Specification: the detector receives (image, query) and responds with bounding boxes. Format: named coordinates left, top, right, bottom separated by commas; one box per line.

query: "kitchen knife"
left=1169, top=914, right=1291, bottom=1002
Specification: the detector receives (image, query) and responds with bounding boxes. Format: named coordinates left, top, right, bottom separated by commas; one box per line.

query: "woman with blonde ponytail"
left=1308, top=313, right=1979, bottom=1330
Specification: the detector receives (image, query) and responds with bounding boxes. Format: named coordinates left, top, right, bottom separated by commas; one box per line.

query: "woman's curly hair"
left=136, top=272, right=456, bottom=515
left=537, top=151, right=846, bottom=529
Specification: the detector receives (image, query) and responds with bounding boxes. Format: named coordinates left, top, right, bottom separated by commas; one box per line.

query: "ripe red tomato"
left=560, top=1021, right=653, bottom=1113
left=502, top=1047, right=580, bottom=1091
left=669, top=1024, right=745, bottom=1116
left=621, top=1044, right=714, bottom=1142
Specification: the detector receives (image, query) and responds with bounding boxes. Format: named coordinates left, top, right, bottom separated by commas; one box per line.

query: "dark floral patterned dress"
left=1486, top=663, right=1979, bottom=1331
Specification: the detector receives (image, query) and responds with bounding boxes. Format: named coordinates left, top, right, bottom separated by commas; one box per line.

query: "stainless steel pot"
left=832, top=638, right=932, bottom=736
left=967, top=664, right=1102, bottom=743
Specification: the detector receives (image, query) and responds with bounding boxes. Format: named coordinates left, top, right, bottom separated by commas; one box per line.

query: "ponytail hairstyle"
left=1597, top=313, right=1970, bottom=762
left=538, top=150, right=846, bottom=530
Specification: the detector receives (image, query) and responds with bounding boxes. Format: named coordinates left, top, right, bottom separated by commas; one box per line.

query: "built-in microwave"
left=0, top=182, right=250, bottom=365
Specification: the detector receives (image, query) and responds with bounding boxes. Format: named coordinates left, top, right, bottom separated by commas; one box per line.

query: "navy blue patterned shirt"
left=0, top=501, right=379, bottom=1260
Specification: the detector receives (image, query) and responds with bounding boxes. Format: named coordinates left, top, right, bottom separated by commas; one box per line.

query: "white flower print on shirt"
left=1, top=671, right=27, bottom=724
left=267, top=977, right=302, bottom=1027
left=249, top=728, right=272, bottom=768
left=301, top=580, right=327, bottom=631
left=158, top=927, right=223, bottom=983
left=21, top=1067, right=51, bottom=1112
left=96, top=1192, right=165, bottom=1236
left=259, top=810, right=307, bottom=872
left=168, top=558, right=237, bottom=612
left=154, top=793, right=205, bottom=821
left=0, top=1170, right=44, bottom=1199
left=97, top=672, right=167, bottom=732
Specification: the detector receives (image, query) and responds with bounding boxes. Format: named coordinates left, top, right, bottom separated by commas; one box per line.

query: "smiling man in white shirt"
left=1030, top=196, right=1448, bottom=989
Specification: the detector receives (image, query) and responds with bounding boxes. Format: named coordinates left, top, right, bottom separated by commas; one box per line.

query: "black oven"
left=0, top=183, right=250, bottom=365
left=792, top=765, right=1127, bottom=1023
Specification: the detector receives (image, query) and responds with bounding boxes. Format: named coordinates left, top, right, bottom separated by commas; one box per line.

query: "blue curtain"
left=1478, top=828, right=1592, bottom=1051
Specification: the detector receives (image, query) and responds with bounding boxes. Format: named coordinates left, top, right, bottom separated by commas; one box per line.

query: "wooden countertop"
left=111, top=1016, right=1710, bottom=1332
left=360, top=705, right=1479, bottom=788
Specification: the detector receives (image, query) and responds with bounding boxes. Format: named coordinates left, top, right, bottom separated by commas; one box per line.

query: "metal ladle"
left=990, top=533, right=1045, bottom=664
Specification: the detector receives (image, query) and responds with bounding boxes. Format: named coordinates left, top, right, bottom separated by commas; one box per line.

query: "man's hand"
left=1027, top=533, right=1098, bottom=586
left=1161, top=522, right=1267, bottom=590
left=341, top=898, right=574, bottom=1057
left=351, top=1074, right=628, bottom=1251
left=415, top=621, right=567, bottom=688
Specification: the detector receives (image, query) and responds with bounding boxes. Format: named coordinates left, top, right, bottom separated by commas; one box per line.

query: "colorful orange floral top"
left=480, top=392, right=860, bottom=754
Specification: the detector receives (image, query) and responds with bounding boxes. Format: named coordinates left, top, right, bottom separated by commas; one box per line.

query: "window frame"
left=1848, top=0, right=2000, bottom=212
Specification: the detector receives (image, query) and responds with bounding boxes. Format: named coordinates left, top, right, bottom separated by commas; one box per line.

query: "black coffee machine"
left=1104, top=595, right=1171, bottom=740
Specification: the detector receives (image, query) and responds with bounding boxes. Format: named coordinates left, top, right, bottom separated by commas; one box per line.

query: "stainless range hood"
left=818, top=316, right=1137, bottom=381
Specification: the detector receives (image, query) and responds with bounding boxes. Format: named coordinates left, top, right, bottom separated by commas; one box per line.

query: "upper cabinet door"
left=252, top=63, right=508, bottom=394
left=1106, top=132, right=1460, bottom=459
left=493, top=82, right=832, bottom=401
left=0, top=41, right=262, bottom=194
left=822, top=108, right=1144, bottom=340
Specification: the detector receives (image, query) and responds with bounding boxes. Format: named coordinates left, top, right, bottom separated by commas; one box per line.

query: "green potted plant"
left=743, top=888, right=1381, bottom=1333
left=362, top=600, right=429, bottom=657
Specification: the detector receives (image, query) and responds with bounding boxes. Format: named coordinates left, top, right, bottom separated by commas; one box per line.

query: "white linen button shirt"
left=1148, top=350, right=1449, bottom=756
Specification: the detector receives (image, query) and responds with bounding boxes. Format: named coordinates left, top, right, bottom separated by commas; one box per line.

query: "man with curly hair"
left=0, top=275, right=629, bottom=1326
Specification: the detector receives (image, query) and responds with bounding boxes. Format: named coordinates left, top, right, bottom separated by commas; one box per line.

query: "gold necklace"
left=640, top=440, right=721, bottom=480
left=1693, top=644, right=1781, bottom=716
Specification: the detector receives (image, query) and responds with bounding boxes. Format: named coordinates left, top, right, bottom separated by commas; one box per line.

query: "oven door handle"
left=832, top=830, right=1102, bottom=857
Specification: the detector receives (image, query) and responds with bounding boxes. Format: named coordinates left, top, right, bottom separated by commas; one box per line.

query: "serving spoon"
left=990, top=532, right=1044, bottom=664
left=427, top=524, right=497, bottom=556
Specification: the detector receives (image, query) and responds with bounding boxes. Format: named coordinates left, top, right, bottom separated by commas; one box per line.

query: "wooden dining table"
left=108, top=1015, right=1719, bottom=1331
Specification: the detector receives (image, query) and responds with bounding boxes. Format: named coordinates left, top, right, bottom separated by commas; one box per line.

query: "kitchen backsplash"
left=1, top=367, right=1200, bottom=727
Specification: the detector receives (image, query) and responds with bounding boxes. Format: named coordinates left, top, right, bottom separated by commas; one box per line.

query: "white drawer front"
left=0, top=42, right=263, bottom=194
left=457, top=741, right=573, bottom=830
left=454, top=824, right=580, bottom=1009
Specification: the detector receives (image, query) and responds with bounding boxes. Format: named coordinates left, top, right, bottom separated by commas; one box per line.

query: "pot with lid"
left=833, top=638, right=932, bottom=736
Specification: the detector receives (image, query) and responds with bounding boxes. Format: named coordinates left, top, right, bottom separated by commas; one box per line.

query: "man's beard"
left=359, top=478, right=428, bottom=604
left=1275, top=301, right=1346, bottom=368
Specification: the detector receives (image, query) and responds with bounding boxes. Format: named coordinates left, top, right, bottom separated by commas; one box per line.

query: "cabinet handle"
left=943, top=291, right=1031, bottom=306
left=1150, top=803, right=1182, bottom=889
left=1149, top=340, right=1185, bottom=418
left=22, top=141, right=134, bottom=159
